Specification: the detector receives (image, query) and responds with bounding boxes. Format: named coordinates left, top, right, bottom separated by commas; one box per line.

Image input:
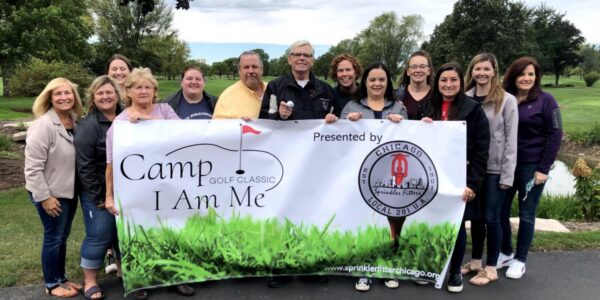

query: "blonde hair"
left=123, top=67, right=158, bottom=106
left=465, top=53, right=505, bottom=115
left=32, top=78, right=83, bottom=119
left=86, top=75, right=123, bottom=110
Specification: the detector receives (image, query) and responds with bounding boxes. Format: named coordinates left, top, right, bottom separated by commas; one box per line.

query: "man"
left=164, top=66, right=218, bottom=119
left=259, top=40, right=334, bottom=288
left=259, top=40, right=338, bottom=120
left=213, top=51, right=266, bottom=120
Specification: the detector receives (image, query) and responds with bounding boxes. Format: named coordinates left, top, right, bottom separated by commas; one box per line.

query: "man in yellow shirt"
left=213, top=51, right=266, bottom=120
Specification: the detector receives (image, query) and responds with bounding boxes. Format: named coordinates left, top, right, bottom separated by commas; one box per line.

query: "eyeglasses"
left=290, top=52, right=313, bottom=58
left=408, top=64, right=429, bottom=69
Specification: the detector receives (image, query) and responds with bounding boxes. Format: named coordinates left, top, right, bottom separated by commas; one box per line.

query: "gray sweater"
left=340, top=98, right=407, bottom=120
left=466, top=88, right=518, bottom=186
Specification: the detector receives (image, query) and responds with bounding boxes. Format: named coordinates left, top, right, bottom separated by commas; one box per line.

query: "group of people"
left=24, top=39, right=562, bottom=299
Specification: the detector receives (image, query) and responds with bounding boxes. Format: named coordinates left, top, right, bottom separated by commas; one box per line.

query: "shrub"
left=10, top=58, right=94, bottom=97
left=569, top=123, right=600, bottom=146
left=583, top=71, right=600, bottom=87
left=0, top=134, right=12, bottom=152
left=571, top=158, right=600, bottom=221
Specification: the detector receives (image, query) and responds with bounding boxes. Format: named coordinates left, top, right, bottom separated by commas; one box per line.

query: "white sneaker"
left=355, top=278, right=372, bottom=292
left=506, top=260, right=526, bottom=279
left=415, top=280, right=429, bottom=285
left=384, top=279, right=399, bottom=289
left=496, top=252, right=514, bottom=269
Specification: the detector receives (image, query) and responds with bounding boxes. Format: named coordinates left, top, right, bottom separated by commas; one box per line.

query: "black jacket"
left=259, top=73, right=337, bottom=120
left=74, top=106, right=122, bottom=205
left=163, top=89, right=218, bottom=116
left=427, top=96, right=490, bottom=220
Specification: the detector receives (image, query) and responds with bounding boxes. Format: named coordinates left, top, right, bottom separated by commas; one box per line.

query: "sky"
left=170, top=0, right=600, bottom=64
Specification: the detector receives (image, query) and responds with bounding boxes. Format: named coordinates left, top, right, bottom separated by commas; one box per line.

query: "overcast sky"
left=171, top=0, right=600, bottom=63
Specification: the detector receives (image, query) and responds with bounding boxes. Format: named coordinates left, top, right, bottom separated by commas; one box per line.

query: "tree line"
left=2, top=0, right=600, bottom=97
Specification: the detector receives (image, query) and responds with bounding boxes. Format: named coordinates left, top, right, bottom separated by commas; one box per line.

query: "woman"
left=499, top=56, right=562, bottom=279
left=395, top=50, right=434, bottom=120
left=164, top=66, right=218, bottom=119
left=106, top=54, right=133, bottom=93
left=422, top=62, right=490, bottom=293
left=460, top=53, right=518, bottom=286
left=329, top=53, right=362, bottom=116
left=74, top=76, right=124, bottom=299
left=24, top=78, right=84, bottom=297
left=104, top=68, right=188, bottom=300
left=329, top=62, right=407, bottom=292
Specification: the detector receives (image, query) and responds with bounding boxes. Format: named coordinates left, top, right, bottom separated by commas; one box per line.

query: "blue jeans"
left=30, top=192, right=77, bottom=288
left=500, top=163, right=546, bottom=263
left=80, top=191, right=119, bottom=269
left=471, top=174, right=505, bottom=266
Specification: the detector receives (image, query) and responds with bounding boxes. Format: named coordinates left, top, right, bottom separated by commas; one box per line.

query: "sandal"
left=84, top=285, right=105, bottom=300
left=62, top=280, right=83, bottom=292
left=45, top=285, right=78, bottom=298
left=460, top=261, right=482, bottom=275
left=469, top=269, right=499, bottom=286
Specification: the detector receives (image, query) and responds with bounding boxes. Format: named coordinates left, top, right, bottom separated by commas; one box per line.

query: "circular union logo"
left=359, top=141, right=438, bottom=217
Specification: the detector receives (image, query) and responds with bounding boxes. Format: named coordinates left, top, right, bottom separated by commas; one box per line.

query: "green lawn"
left=1, top=76, right=599, bottom=132
left=0, top=187, right=598, bottom=288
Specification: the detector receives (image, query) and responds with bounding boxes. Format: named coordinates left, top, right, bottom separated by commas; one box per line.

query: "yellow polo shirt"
left=213, top=80, right=266, bottom=119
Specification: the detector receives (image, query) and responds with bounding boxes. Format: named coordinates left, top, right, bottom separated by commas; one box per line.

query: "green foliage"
left=569, top=123, right=600, bottom=145
left=0, top=134, right=13, bottom=152
left=530, top=5, right=585, bottom=86
left=583, top=72, right=600, bottom=87
left=0, top=0, right=94, bottom=96
left=571, top=159, right=600, bottom=221
left=354, top=12, right=423, bottom=80
left=10, top=58, right=93, bottom=97
left=578, top=43, right=600, bottom=74
left=90, top=0, right=179, bottom=74
left=510, top=194, right=583, bottom=221
left=423, top=0, right=532, bottom=70
left=116, top=210, right=456, bottom=291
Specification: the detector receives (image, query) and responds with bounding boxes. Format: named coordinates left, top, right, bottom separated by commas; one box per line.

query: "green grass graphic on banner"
left=116, top=205, right=457, bottom=292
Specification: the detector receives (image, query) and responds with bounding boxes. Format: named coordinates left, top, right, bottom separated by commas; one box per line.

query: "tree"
left=313, top=52, right=335, bottom=80
left=423, top=0, right=532, bottom=70
left=354, top=12, right=423, bottom=79
left=269, top=54, right=289, bottom=77
left=221, top=57, right=238, bottom=79
left=119, top=0, right=193, bottom=14
left=211, top=62, right=226, bottom=79
left=530, top=5, right=585, bottom=86
left=251, top=48, right=270, bottom=76
left=142, top=35, right=190, bottom=79
left=578, top=44, right=600, bottom=74
left=91, top=0, right=177, bottom=71
left=0, top=0, right=93, bottom=96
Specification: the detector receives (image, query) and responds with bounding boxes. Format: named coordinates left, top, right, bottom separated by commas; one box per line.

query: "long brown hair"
left=429, top=62, right=466, bottom=121
left=503, top=56, right=542, bottom=102
left=465, top=53, right=505, bottom=114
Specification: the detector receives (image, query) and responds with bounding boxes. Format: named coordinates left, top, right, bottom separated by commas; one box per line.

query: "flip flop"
left=84, top=285, right=105, bottom=300
left=469, top=269, right=499, bottom=286
left=460, top=261, right=483, bottom=275
left=62, top=280, right=83, bottom=292
left=45, top=285, right=78, bottom=298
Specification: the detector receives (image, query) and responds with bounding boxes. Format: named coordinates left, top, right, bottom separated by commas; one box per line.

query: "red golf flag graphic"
left=241, top=125, right=261, bottom=135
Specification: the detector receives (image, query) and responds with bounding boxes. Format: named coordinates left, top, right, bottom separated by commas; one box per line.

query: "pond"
left=545, top=160, right=575, bottom=196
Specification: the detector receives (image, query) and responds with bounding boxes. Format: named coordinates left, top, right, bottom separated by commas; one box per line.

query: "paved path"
left=3, top=251, right=599, bottom=300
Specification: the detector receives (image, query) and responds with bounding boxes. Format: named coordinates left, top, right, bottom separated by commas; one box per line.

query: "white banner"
left=113, top=119, right=466, bottom=293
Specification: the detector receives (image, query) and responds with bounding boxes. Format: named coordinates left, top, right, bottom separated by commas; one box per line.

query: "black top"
left=259, top=73, right=337, bottom=120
